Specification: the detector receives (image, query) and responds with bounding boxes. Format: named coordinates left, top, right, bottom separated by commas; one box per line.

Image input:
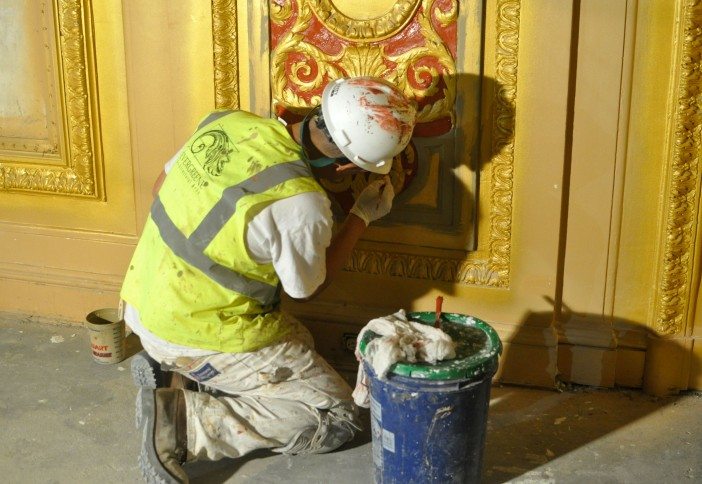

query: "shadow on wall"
left=499, top=298, right=700, bottom=394
left=481, top=303, right=700, bottom=483
left=284, top=71, right=516, bottom=381
left=286, top=62, right=699, bottom=482
left=317, top=71, right=514, bottom=241
left=391, top=70, right=515, bottom=239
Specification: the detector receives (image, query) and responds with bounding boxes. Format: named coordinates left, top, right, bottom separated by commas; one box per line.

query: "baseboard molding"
left=496, top=341, right=559, bottom=389
left=556, top=319, right=650, bottom=388
left=0, top=261, right=123, bottom=292
left=0, top=223, right=134, bottom=321
left=0, top=266, right=122, bottom=322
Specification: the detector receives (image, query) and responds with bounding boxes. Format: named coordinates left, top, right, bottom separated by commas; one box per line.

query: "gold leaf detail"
left=308, top=0, right=422, bottom=42
left=1, top=0, right=100, bottom=198
left=434, top=0, right=458, bottom=27
left=655, top=0, right=702, bottom=335
left=212, top=0, right=240, bottom=110
left=346, top=0, right=520, bottom=287
left=261, top=0, right=518, bottom=286
left=339, top=45, right=390, bottom=79
left=271, top=0, right=293, bottom=25
left=385, top=0, right=457, bottom=124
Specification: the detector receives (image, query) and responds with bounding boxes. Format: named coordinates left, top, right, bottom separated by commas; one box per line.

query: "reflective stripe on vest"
left=150, top=159, right=311, bottom=306
left=197, top=109, right=235, bottom=130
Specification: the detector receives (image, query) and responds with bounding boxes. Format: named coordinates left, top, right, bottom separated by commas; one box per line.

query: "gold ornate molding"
left=211, top=0, right=519, bottom=287
left=346, top=250, right=504, bottom=286
left=0, top=0, right=102, bottom=198
left=486, top=0, right=521, bottom=285
left=212, top=0, right=240, bottom=110
left=307, top=0, right=421, bottom=42
left=270, top=0, right=457, bottom=125
left=655, top=0, right=702, bottom=335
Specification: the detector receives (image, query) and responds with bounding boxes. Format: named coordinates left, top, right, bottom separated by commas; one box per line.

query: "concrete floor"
left=2, top=315, right=701, bottom=483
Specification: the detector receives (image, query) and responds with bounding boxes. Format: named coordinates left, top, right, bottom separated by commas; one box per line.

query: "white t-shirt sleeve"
left=164, top=150, right=180, bottom=174
left=247, top=192, right=333, bottom=299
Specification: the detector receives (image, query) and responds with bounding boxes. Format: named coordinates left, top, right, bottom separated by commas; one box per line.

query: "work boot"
left=131, top=350, right=164, bottom=389
left=132, top=351, right=199, bottom=395
left=137, top=388, right=189, bottom=484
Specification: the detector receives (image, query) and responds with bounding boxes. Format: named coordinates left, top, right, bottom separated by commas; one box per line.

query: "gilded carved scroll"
left=654, top=0, right=702, bottom=335
left=0, top=0, right=102, bottom=198
left=212, top=0, right=240, bottom=110
left=211, top=0, right=520, bottom=287
left=269, top=0, right=456, bottom=133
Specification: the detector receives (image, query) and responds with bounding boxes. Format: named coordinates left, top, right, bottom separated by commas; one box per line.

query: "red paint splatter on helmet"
left=359, top=94, right=415, bottom=139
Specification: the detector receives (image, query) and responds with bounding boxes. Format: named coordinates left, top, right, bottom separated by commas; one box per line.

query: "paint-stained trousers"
left=139, top=320, right=361, bottom=461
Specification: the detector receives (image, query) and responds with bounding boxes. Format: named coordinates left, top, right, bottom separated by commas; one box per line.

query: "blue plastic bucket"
left=360, top=312, right=502, bottom=483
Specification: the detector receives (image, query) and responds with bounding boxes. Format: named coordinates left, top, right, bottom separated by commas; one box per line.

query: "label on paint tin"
left=370, top=395, right=382, bottom=421
left=382, top=429, right=395, bottom=453
left=371, top=418, right=383, bottom=465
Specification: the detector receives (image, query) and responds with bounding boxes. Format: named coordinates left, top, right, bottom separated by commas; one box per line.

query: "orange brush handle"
left=435, top=296, right=444, bottom=328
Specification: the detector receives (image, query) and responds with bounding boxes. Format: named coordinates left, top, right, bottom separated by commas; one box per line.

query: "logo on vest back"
left=190, top=129, right=233, bottom=177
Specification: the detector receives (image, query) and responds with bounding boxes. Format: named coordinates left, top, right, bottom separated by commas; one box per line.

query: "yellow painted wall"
left=0, top=0, right=699, bottom=393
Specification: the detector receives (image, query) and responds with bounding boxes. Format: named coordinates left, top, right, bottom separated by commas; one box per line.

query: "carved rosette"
left=654, top=0, right=702, bottom=335
left=0, top=0, right=100, bottom=197
left=306, top=0, right=421, bottom=41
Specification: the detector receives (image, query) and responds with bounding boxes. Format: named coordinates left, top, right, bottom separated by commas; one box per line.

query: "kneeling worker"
left=120, top=76, right=417, bottom=483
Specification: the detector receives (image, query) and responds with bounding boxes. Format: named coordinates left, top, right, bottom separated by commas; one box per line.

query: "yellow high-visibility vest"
left=121, top=110, right=324, bottom=352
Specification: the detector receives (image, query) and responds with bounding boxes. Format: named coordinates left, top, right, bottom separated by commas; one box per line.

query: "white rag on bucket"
left=352, top=309, right=457, bottom=408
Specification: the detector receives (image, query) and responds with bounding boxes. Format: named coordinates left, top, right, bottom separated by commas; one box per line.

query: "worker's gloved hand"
left=350, top=176, right=395, bottom=226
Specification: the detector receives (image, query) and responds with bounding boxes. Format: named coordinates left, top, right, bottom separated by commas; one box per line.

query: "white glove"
left=350, top=177, right=395, bottom=226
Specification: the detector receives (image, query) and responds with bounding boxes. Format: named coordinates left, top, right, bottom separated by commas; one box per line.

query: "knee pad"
left=274, top=409, right=357, bottom=455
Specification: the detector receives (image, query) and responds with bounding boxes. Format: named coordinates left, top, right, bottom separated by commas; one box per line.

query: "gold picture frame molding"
left=0, top=0, right=103, bottom=198
left=213, top=0, right=241, bottom=111
left=654, top=0, right=702, bottom=335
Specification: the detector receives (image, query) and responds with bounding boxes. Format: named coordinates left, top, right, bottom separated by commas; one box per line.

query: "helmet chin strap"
left=299, top=107, right=337, bottom=168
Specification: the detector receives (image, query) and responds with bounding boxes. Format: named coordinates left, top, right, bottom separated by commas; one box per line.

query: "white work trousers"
left=139, top=321, right=360, bottom=461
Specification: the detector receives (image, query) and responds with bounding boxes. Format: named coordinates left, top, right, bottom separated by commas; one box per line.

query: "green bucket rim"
left=359, top=311, right=503, bottom=380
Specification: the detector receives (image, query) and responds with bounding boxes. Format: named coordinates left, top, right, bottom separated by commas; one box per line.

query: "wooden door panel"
left=0, top=0, right=136, bottom=320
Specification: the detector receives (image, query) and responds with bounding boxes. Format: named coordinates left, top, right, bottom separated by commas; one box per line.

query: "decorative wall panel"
left=0, top=4, right=60, bottom=159
left=212, top=0, right=520, bottom=287
left=0, top=0, right=102, bottom=198
left=268, top=0, right=462, bottom=240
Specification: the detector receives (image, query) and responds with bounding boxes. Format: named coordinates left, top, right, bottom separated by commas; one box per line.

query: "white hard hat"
left=320, top=77, right=416, bottom=174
